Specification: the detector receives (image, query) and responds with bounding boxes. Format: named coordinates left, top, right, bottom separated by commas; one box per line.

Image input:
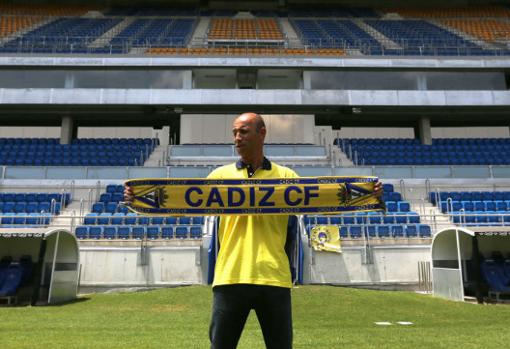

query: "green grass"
left=2, top=285, right=510, bottom=349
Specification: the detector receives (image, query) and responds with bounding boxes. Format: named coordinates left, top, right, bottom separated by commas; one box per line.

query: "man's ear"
left=259, top=126, right=267, bottom=138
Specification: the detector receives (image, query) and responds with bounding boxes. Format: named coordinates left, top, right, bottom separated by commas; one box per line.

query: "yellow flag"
left=310, top=225, right=342, bottom=253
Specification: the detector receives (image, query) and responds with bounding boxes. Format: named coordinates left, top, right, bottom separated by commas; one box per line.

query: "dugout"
left=431, top=227, right=510, bottom=302
left=0, top=228, right=79, bottom=305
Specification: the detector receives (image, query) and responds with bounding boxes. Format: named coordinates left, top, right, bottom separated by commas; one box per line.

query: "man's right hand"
left=124, top=185, right=134, bottom=203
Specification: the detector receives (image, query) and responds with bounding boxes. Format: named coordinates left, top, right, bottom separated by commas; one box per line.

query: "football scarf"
left=124, top=176, right=384, bottom=216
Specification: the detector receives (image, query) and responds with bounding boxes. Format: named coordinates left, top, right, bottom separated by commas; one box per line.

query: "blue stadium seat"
left=132, top=226, right=146, bottom=239
left=175, top=226, right=189, bottom=239
left=0, top=264, right=23, bottom=297
left=88, top=226, right=103, bottom=239
left=190, top=226, right=203, bottom=239
left=117, top=226, right=131, bottom=239
left=349, top=225, right=362, bottom=239
left=162, top=226, right=174, bottom=239
left=405, top=225, right=418, bottom=238
left=179, top=217, right=191, bottom=225
left=103, top=226, right=117, bottom=239
left=75, top=226, right=89, bottom=239
left=339, top=226, right=348, bottom=238
left=418, top=225, right=432, bottom=238
left=147, top=226, right=160, bottom=239
left=377, top=225, right=390, bottom=238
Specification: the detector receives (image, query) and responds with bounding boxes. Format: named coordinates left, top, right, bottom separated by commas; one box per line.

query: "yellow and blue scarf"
left=124, top=176, right=384, bottom=216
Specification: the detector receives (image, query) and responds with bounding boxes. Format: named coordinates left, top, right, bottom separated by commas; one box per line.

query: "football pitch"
left=2, top=285, right=510, bottom=349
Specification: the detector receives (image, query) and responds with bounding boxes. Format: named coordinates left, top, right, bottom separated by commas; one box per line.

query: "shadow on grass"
left=46, top=296, right=91, bottom=307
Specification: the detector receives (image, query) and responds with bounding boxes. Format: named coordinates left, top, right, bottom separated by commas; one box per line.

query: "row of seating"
left=0, top=137, right=157, bottom=145
left=147, top=47, right=346, bottom=56
left=109, top=18, right=195, bottom=47
left=307, top=223, right=431, bottom=239
left=84, top=213, right=204, bottom=226
left=430, top=191, right=510, bottom=205
left=450, top=211, right=510, bottom=225
left=481, top=259, right=510, bottom=299
left=341, top=138, right=510, bottom=166
left=0, top=256, right=33, bottom=302
left=0, top=213, right=52, bottom=226
left=0, top=192, right=70, bottom=204
left=208, top=19, right=284, bottom=40
left=0, top=202, right=61, bottom=214
left=305, top=212, right=420, bottom=225
left=75, top=224, right=203, bottom=240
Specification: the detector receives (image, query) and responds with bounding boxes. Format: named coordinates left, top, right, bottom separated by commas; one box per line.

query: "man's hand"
left=124, top=184, right=134, bottom=203
left=374, top=181, right=383, bottom=198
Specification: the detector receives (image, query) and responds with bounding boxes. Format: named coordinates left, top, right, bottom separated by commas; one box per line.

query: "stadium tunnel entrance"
left=432, top=227, right=510, bottom=303
left=0, top=228, right=79, bottom=305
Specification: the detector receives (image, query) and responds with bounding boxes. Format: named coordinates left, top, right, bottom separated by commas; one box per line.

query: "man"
left=206, top=112, right=297, bottom=349
left=125, top=112, right=383, bottom=349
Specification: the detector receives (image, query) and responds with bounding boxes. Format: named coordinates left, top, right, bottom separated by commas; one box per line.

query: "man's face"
left=232, top=115, right=265, bottom=158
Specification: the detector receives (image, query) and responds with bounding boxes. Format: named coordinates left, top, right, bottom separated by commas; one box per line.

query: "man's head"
left=232, top=112, right=266, bottom=162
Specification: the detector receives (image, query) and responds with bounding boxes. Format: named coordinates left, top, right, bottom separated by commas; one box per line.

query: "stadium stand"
left=208, top=18, right=284, bottom=41
left=305, top=183, right=432, bottom=239
left=147, top=46, right=345, bottom=56
left=291, top=19, right=381, bottom=52
left=481, top=259, right=510, bottom=301
left=76, top=184, right=204, bottom=240
left=0, top=138, right=157, bottom=166
left=440, top=19, right=510, bottom=43
left=0, top=16, right=44, bottom=38
left=337, top=138, right=510, bottom=166
left=383, top=5, right=510, bottom=18
left=429, top=190, right=510, bottom=226
left=0, top=17, right=122, bottom=54
left=0, top=191, right=69, bottom=227
left=108, top=18, right=196, bottom=50
left=0, top=4, right=508, bottom=56
left=363, top=19, right=496, bottom=56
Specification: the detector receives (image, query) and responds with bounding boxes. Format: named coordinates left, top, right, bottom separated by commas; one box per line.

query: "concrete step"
left=279, top=18, right=303, bottom=48
left=189, top=17, right=210, bottom=47
left=144, top=145, right=167, bottom=167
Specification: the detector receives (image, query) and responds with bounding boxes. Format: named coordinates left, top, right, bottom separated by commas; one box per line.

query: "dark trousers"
left=209, top=284, right=292, bottom=349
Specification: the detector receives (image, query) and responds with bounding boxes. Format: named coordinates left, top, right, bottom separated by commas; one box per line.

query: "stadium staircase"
left=352, top=19, right=402, bottom=50
left=143, top=143, right=167, bottom=166
left=88, top=17, right=136, bottom=49
left=189, top=17, right=210, bottom=47
left=410, top=200, right=451, bottom=232
left=279, top=18, right=303, bottom=48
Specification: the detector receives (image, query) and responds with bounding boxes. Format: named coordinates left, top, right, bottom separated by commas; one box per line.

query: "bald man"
left=207, top=113, right=298, bottom=349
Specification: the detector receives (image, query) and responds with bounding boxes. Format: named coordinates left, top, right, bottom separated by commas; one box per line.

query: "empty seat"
left=132, top=226, right=146, bottom=239
left=175, top=226, right=189, bottom=239
left=161, top=226, right=174, bottom=239
left=88, top=226, right=103, bottom=239
left=147, top=226, right=160, bottom=239
left=190, top=226, right=203, bottom=238
left=75, top=226, right=89, bottom=239
left=103, top=226, right=117, bottom=239
left=117, top=226, right=131, bottom=239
